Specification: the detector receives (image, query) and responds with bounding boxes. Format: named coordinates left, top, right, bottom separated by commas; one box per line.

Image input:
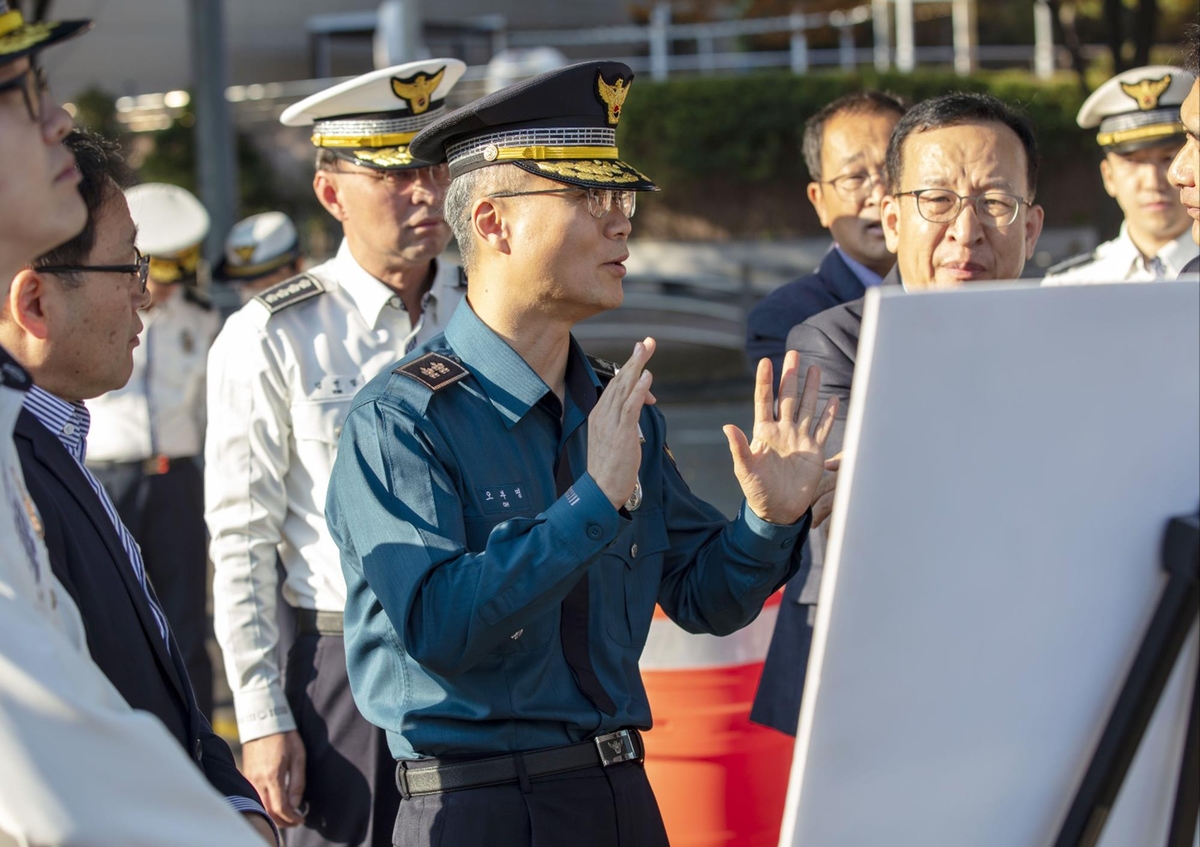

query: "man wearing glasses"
left=754, top=93, right=1046, bottom=739
left=206, top=59, right=467, bottom=847
left=325, top=60, right=836, bottom=847
left=83, top=181, right=221, bottom=720
left=746, top=91, right=907, bottom=383
left=0, top=124, right=277, bottom=844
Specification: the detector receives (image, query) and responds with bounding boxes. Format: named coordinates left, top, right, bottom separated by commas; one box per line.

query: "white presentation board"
left=780, top=281, right=1200, bottom=847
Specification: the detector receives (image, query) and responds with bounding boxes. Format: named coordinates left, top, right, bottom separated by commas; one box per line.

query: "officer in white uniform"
left=1045, top=65, right=1199, bottom=284
left=85, top=183, right=221, bottom=718
left=216, top=211, right=304, bottom=302
left=206, top=58, right=468, bottom=847
left=0, top=5, right=263, bottom=843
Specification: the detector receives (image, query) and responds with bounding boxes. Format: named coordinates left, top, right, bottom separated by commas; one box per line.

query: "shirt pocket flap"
left=617, top=513, right=670, bottom=569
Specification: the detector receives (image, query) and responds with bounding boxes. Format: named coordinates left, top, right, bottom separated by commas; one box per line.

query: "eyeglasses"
left=893, top=188, right=1031, bottom=227
left=335, top=163, right=451, bottom=190
left=487, top=187, right=637, bottom=219
left=0, top=60, right=49, bottom=123
left=821, top=171, right=885, bottom=202
left=39, top=248, right=151, bottom=295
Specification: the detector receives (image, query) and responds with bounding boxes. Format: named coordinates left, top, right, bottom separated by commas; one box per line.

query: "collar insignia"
left=1120, top=75, right=1172, bottom=110
left=596, top=71, right=631, bottom=126
left=391, top=66, right=446, bottom=115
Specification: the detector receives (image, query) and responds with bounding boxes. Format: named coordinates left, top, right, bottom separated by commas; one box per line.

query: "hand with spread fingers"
left=723, top=351, right=838, bottom=526
left=588, top=337, right=658, bottom=509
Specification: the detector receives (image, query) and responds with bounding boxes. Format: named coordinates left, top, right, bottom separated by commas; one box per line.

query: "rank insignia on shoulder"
left=587, top=355, right=620, bottom=381
left=395, top=352, right=469, bottom=391
left=255, top=273, right=326, bottom=313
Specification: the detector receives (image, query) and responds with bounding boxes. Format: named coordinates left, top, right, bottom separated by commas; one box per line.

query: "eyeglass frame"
left=486, top=186, right=637, bottom=219
left=891, top=188, right=1032, bottom=227
left=38, top=247, right=151, bottom=295
left=0, top=58, right=49, bottom=123
left=819, top=170, right=886, bottom=202
left=332, top=162, right=451, bottom=190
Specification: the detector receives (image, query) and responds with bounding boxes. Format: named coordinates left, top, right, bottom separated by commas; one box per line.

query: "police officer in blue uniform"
left=325, top=60, right=838, bottom=847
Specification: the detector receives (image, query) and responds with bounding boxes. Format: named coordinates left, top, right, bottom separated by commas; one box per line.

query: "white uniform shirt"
left=85, top=291, right=220, bottom=462
left=206, top=239, right=466, bottom=741
left=0, top=351, right=264, bottom=847
left=1043, top=224, right=1199, bottom=285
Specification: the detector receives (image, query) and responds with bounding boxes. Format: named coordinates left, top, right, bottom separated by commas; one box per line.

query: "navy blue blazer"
left=745, top=247, right=868, bottom=383
left=750, top=267, right=901, bottom=736
left=14, top=409, right=261, bottom=806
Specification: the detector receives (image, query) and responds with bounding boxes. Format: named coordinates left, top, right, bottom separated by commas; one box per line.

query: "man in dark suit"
left=0, top=130, right=277, bottom=845
left=745, top=91, right=907, bottom=381
left=1168, top=25, right=1200, bottom=277
left=752, top=92, right=1046, bottom=736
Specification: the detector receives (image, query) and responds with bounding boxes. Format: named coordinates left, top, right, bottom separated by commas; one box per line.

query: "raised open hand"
left=723, top=351, right=838, bottom=525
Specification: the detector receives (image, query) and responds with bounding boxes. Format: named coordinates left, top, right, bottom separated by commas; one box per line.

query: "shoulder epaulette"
left=394, top=352, right=469, bottom=391
left=587, top=354, right=619, bottom=382
left=1046, top=250, right=1097, bottom=276
left=254, top=273, right=325, bottom=314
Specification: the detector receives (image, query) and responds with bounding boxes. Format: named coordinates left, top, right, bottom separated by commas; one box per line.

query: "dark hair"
left=1182, top=24, right=1200, bottom=78
left=34, top=129, right=133, bottom=284
left=802, top=90, right=908, bottom=180
left=885, top=92, right=1040, bottom=198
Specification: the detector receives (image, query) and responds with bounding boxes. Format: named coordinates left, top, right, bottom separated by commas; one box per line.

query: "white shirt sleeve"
left=205, top=311, right=296, bottom=741
left=0, top=544, right=264, bottom=847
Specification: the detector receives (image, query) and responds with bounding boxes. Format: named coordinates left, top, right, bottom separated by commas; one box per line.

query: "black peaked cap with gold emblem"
left=281, top=59, right=466, bottom=171
left=409, top=60, right=658, bottom=192
left=0, top=0, right=91, bottom=66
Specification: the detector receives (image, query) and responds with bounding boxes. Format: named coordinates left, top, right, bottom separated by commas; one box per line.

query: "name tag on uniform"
left=475, top=483, right=528, bottom=515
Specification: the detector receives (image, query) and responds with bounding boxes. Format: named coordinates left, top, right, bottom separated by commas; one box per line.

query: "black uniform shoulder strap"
left=254, top=272, right=326, bottom=314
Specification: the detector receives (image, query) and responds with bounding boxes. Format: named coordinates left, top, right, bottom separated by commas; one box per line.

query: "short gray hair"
left=444, top=164, right=527, bottom=273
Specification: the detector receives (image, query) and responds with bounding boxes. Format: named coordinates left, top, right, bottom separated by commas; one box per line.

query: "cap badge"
left=1120, top=75, right=1172, bottom=110
left=390, top=66, right=446, bottom=115
left=596, top=72, right=631, bottom=127
left=234, top=244, right=257, bottom=263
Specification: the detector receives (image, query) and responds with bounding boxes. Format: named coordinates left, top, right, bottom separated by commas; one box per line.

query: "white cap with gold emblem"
left=215, top=211, right=300, bottom=283
left=279, top=58, right=466, bottom=170
left=125, top=183, right=210, bottom=285
left=1077, top=64, right=1196, bottom=154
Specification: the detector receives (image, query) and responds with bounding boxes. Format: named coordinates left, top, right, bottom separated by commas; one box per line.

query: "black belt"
left=295, top=609, right=343, bottom=636
left=87, top=455, right=188, bottom=476
left=396, top=729, right=644, bottom=798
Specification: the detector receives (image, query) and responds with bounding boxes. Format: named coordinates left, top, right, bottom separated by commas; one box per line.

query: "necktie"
left=554, top=364, right=617, bottom=716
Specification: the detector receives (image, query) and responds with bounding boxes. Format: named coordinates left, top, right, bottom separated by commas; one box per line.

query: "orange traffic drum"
left=639, top=592, right=793, bottom=847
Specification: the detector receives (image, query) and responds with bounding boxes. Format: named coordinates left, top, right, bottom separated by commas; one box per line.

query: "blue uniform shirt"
left=326, top=302, right=810, bottom=759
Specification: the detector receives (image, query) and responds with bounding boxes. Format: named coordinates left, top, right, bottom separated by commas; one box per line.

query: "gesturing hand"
left=723, top=351, right=838, bottom=525
left=588, top=338, right=657, bottom=509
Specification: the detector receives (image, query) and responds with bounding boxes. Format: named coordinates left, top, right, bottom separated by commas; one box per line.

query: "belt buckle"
left=143, top=456, right=170, bottom=475
left=594, top=729, right=640, bottom=767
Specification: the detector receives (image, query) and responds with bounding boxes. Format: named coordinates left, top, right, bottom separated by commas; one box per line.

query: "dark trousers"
left=90, top=457, right=213, bottom=718
left=284, top=632, right=399, bottom=847
left=393, top=759, right=670, bottom=847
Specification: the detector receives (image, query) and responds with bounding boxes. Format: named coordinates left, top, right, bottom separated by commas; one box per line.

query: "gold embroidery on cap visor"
left=1096, top=121, right=1185, bottom=148
left=347, top=146, right=415, bottom=169
left=390, top=66, right=446, bottom=115
left=311, top=131, right=418, bottom=148
left=1120, top=75, right=1172, bottom=110
left=528, top=159, right=654, bottom=188
left=225, top=252, right=297, bottom=279
left=596, top=72, right=631, bottom=126
left=0, top=20, right=53, bottom=53
left=148, top=244, right=202, bottom=284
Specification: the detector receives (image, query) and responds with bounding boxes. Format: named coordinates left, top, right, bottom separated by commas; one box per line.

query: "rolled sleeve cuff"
left=732, top=501, right=812, bottom=562
left=227, top=796, right=281, bottom=846
left=544, top=471, right=622, bottom=559
left=233, top=686, right=296, bottom=742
